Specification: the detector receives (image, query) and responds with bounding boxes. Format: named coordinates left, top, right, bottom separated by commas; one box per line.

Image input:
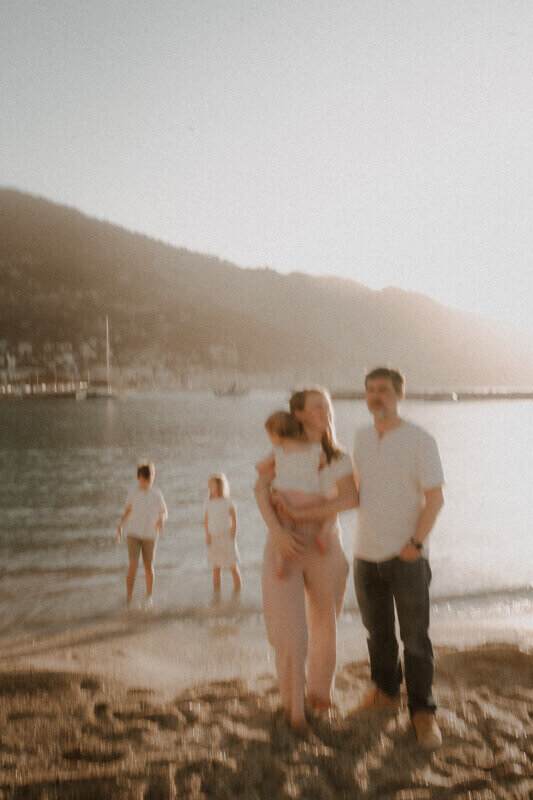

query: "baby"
left=256, top=410, right=333, bottom=579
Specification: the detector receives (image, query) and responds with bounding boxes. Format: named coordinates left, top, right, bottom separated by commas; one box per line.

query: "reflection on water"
left=0, top=393, right=531, bottom=633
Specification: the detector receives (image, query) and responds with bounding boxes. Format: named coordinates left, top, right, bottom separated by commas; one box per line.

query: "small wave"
left=0, top=535, right=116, bottom=555
left=341, top=583, right=533, bottom=615
left=3, top=584, right=531, bottom=640
left=1, top=597, right=266, bottom=637
left=0, top=564, right=124, bottom=579
left=184, top=559, right=262, bottom=575
left=0, top=558, right=261, bottom=581
left=430, top=583, right=533, bottom=605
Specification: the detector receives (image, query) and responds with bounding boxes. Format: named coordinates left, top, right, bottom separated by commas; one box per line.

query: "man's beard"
left=371, top=406, right=387, bottom=420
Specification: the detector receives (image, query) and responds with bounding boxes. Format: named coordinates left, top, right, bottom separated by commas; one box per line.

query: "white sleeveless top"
left=204, top=496, right=239, bottom=568
left=271, top=443, right=323, bottom=493
left=204, top=496, right=234, bottom=533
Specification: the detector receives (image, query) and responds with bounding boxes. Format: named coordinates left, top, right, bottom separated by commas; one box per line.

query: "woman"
left=255, top=388, right=358, bottom=731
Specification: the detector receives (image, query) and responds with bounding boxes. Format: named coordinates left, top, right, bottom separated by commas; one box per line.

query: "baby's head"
left=137, top=460, right=155, bottom=489
left=265, top=411, right=302, bottom=446
left=208, top=473, right=230, bottom=499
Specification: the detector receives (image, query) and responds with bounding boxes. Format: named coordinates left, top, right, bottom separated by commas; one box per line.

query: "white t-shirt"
left=353, top=421, right=444, bottom=562
left=271, top=443, right=323, bottom=493
left=205, top=496, right=235, bottom=534
left=125, top=485, right=168, bottom=540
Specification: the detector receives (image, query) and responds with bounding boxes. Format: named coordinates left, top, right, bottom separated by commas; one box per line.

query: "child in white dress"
left=256, top=411, right=333, bottom=579
left=204, top=473, right=242, bottom=591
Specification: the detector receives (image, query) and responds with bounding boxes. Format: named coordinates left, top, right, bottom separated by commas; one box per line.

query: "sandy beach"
left=0, top=607, right=531, bottom=800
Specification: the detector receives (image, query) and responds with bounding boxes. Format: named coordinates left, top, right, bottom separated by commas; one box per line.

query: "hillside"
left=0, top=187, right=531, bottom=390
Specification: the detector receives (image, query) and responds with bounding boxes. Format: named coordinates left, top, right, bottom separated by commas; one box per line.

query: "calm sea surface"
left=0, top=393, right=531, bottom=633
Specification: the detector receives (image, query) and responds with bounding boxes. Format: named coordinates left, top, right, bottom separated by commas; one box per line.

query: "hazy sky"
left=2, top=0, right=531, bottom=329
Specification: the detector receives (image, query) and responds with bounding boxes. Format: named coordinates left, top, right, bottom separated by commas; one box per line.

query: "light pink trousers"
left=261, top=529, right=349, bottom=722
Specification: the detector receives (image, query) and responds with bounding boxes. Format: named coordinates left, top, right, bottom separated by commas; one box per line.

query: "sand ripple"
left=0, top=643, right=531, bottom=799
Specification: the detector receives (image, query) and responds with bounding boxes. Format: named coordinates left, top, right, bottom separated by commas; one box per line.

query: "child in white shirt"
left=116, top=460, right=168, bottom=608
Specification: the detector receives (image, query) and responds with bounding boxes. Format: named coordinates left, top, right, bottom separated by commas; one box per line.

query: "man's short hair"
left=364, top=367, right=405, bottom=395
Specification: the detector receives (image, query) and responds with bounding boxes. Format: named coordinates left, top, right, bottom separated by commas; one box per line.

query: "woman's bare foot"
left=290, top=716, right=308, bottom=734
left=307, top=693, right=333, bottom=711
left=281, top=704, right=307, bottom=733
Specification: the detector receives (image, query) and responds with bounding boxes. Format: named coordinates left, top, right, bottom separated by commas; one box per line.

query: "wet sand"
left=0, top=610, right=531, bottom=799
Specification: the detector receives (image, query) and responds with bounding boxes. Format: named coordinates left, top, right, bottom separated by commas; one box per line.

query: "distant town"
left=0, top=332, right=305, bottom=396
left=2, top=337, right=532, bottom=402
left=0, top=336, right=259, bottom=395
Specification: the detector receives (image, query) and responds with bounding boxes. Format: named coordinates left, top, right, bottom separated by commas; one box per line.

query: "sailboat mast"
left=105, top=316, right=111, bottom=395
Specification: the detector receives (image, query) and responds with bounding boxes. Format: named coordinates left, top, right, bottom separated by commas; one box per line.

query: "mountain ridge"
left=1, top=187, right=531, bottom=390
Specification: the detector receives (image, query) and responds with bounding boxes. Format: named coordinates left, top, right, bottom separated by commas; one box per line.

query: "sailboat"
left=213, top=380, right=247, bottom=397
left=87, top=316, right=116, bottom=399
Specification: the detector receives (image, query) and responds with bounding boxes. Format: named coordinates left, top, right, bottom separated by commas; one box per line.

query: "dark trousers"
left=354, top=556, right=436, bottom=716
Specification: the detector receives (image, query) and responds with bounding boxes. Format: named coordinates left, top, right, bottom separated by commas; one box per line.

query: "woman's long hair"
left=289, top=387, right=342, bottom=464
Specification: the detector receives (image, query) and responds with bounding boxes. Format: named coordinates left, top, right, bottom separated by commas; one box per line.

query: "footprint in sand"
left=62, top=745, right=127, bottom=764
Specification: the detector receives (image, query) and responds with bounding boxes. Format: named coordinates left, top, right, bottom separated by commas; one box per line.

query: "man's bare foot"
left=352, top=687, right=401, bottom=714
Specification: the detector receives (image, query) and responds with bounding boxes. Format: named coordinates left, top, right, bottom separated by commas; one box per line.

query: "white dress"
left=205, top=497, right=240, bottom=568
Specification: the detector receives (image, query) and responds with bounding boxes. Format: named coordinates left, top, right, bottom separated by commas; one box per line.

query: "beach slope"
left=0, top=642, right=531, bottom=799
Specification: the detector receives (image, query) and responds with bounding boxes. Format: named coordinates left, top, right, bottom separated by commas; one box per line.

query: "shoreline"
left=3, top=387, right=533, bottom=401
left=1, top=590, right=531, bottom=695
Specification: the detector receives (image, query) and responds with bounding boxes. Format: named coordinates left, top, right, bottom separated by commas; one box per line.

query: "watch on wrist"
left=410, top=537, right=423, bottom=551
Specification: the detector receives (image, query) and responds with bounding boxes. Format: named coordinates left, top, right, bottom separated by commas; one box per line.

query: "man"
left=352, top=367, right=444, bottom=749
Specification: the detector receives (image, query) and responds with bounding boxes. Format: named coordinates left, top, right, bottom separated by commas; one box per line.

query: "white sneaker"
left=144, top=596, right=154, bottom=611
